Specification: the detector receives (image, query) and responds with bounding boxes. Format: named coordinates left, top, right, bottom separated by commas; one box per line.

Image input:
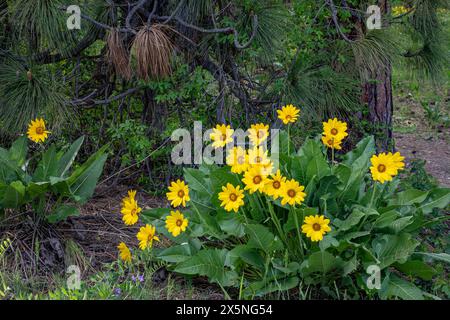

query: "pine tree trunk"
left=363, top=0, right=393, bottom=152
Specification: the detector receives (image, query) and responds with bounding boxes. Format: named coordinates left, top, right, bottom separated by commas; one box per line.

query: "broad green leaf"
left=394, top=260, right=436, bottom=281
left=47, top=205, right=80, bottom=223
left=372, top=233, right=419, bottom=269
left=244, top=276, right=299, bottom=297
left=3, top=180, right=25, bottom=208
left=174, top=249, right=237, bottom=287
left=419, top=188, right=450, bottom=214
left=301, top=251, right=343, bottom=275
left=183, top=168, right=212, bottom=198
left=216, top=211, right=245, bottom=237
left=228, top=245, right=265, bottom=271
left=380, top=274, right=424, bottom=300
left=33, top=145, right=58, bottom=181
left=388, top=189, right=430, bottom=206
left=69, top=154, right=107, bottom=203
left=306, top=153, right=330, bottom=181
left=415, top=252, right=450, bottom=264
left=157, top=243, right=197, bottom=263
left=334, top=209, right=365, bottom=232
left=8, top=136, right=27, bottom=167
left=245, top=224, right=283, bottom=252
left=57, top=136, right=84, bottom=177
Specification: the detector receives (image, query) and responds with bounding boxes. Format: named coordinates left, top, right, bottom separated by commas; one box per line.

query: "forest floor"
left=392, top=80, right=450, bottom=187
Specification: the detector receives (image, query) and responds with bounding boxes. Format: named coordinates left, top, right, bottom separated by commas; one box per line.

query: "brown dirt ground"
left=393, top=95, right=450, bottom=187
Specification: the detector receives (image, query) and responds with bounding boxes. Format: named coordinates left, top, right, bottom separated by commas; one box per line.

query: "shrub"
left=134, top=115, right=450, bottom=299
left=0, top=132, right=108, bottom=223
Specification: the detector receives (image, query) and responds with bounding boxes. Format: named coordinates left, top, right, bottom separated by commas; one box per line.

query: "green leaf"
left=228, top=245, right=265, bottom=271
left=216, top=211, right=245, bottom=237
left=379, top=274, right=424, bottom=300
left=419, top=188, right=450, bottom=213
left=69, top=153, right=107, bottom=203
left=342, top=135, right=375, bottom=166
left=415, top=252, right=450, bottom=264
left=334, top=209, right=366, bottom=232
left=57, top=136, right=84, bottom=177
left=157, top=243, right=197, bottom=263
left=245, top=224, right=283, bottom=252
left=372, top=233, right=419, bottom=269
left=2, top=180, right=25, bottom=208
left=394, top=260, right=436, bottom=281
left=174, top=249, right=237, bottom=287
left=8, top=136, right=28, bottom=167
left=47, top=205, right=79, bottom=223
left=306, top=153, right=330, bottom=181
left=244, top=276, right=299, bottom=297
left=183, top=168, right=212, bottom=198
left=301, top=251, right=343, bottom=275
left=388, top=189, right=430, bottom=206
left=33, top=145, right=58, bottom=181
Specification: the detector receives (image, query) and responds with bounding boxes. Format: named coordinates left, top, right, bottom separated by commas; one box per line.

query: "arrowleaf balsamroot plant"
left=119, top=105, right=450, bottom=300
left=0, top=118, right=108, bottom=223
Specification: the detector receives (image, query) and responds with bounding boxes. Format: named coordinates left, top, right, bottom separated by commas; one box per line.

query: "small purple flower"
left=113, top=288, right=121, bottom=296
left=138, top=275, right=144, bottom=283
left=131, top=275, right=137, bottom=282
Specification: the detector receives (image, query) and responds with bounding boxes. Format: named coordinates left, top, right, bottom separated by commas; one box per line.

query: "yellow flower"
left=322, top=118, right=348, bottom=141
left=301, top=215, right=331, bottom=242
left=121, top=194, right=141, bottom=226
left=281, top=179, right=306, bottom=206
left=27, top=118, right=51, bottom=143
left=248, top=146, right=271, bottom=167
left=370, top=152, right=405, bottom=183
left=165, top=210, right=189, bottom=237
left=218, top=183, right=245, bottom=212
left=248, top=123, right=269, bottom=146
left=264, top=170, right=286, bottom=200
left=321, top=135, right=343, bottom=150
left=122, top=190, right=137, bottom=205
left=210, top=124, right=234, bottom=148
left=117, top=242, right=132, bottom=263
left=226, top=147, right=249, bottom=174
left=166, top=179, right=190, bottom=207
left=277, top=104, right=300, bottom=124
left=136, top=224, right=160, bottom=250
left=392, top=5, right=408, bottom=16
left=242, top=166, right=268, bottom=194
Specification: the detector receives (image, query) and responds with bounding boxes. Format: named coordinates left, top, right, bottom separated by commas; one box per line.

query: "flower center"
left=237, top=155, right=245, bottom=164
left=377, top=164, right=386, bottom=173
left=253, top=175, right=262, bottom=184
left=131, top=208, right=137, bottom=215
left=331, top=128, right=338, bottom=135
left=312, top=223, right=321, bottom=231
left=255, top=156, right=262, bottom=163
left=36, top=127, right=44, bottom=134
left=273, top=181, right=281, bottom=189
left=229, top=193, right=237, bottom=202
left=221, top=133, right=227, bottom=141
left=177, top=190, right=185, bottom=197
left=287, top=189, right=296, bottom=198
left=285, top=115, right=292, bottom=121
left=328, top=139, right=334, bottom=146
left=176, top=219, right=183, bottom=227
left=257, top=130, right=264, bottom=138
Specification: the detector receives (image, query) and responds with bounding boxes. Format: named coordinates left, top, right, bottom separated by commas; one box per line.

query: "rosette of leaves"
left=142, top=131, right=450, bottom=300
left=0, top=136, right=108, bottom=223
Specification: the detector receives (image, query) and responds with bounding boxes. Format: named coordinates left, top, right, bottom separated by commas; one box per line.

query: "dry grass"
left=131, top=24, right=174, bottom=81
left=106, top=28, right=132, bottom=80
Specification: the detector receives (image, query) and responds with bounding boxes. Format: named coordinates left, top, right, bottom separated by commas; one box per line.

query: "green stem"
left=266, top=199, right=287, bottom=246
left=291, top=206, right=304, bottom=258
left=287, top=124, right=291, bottom=155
